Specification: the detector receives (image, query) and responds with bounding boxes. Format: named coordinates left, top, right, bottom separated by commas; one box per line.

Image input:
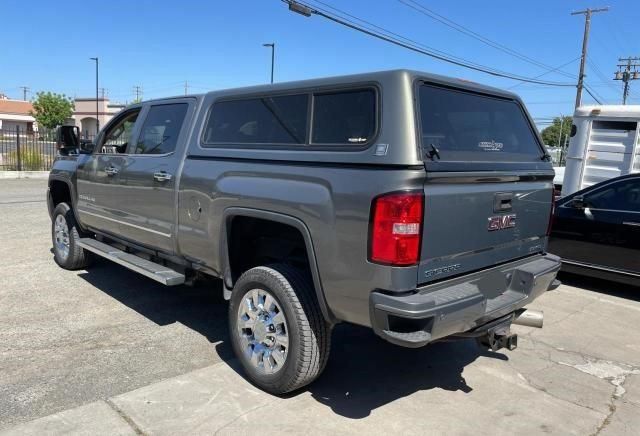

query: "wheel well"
left=228, top=216, right=310, bottom=282
left=49, top=180, right=72, bottom=208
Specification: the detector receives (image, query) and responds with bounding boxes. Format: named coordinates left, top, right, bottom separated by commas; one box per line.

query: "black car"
left=549, top=174, right=640, bottom=286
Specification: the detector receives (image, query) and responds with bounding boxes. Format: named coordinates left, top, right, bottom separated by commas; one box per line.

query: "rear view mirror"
left=571, top=195, right=585, bottom=209
left=56, top=125, right=80, bottom=155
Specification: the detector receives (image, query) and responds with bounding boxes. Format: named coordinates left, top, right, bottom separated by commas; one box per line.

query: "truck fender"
left=47, top=175, right=87, bottom=232
left=220, top=207, right=337, bottom=325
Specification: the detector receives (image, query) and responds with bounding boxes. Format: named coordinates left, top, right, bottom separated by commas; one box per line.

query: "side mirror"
left=571, top=195, right=585, bottom=209
left=56, top=125, right=80, bottom=154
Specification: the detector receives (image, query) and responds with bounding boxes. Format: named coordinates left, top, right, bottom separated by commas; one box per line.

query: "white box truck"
left=562, top=105, right=640, bottom=196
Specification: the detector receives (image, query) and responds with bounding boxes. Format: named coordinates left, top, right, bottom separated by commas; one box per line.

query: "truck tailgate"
left=418, top=175, right=553, bottom=285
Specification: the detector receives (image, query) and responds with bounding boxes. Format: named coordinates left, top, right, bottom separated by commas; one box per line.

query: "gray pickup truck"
left=49, top=69, right=560, bottom=394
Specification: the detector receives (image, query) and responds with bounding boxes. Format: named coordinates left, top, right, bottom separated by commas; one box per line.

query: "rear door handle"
left=105, top=166, right=119, bottom=176
left=153, top=171, right=172, bottom=182
left=623, top=221, right=640, bottom=227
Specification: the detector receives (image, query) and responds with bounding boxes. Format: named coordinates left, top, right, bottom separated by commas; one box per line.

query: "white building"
left=0, top=98, right=36, bottom=133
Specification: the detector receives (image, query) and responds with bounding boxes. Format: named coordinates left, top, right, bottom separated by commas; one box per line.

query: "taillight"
left=546, top=189, right=555, bottom=236
left=369, top=192, right=424, bottom=266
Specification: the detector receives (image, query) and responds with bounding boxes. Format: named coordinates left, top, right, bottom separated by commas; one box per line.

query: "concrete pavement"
left=1, top=179, right=639, bottom=435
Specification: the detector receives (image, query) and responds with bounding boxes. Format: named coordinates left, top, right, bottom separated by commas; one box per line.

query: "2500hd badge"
left=424, top=263, right=462, bottom=278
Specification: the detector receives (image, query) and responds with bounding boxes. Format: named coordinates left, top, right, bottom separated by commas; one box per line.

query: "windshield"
left=418, top=84, right=544, bottom=162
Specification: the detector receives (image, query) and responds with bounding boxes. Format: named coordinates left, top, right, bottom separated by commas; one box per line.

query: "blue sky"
left=1, top=0, right=639, bottom=127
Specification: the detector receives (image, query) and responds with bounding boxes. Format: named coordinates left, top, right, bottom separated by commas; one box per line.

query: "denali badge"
left=488, top=214, right=516, bottom=231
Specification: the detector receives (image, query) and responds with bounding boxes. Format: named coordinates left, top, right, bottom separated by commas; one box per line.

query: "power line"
left=396, top=0, right=576, bottom=79
left=583, top=85, right=603, bottom=104
left=285, top=1, right=575, bottom=87
left=587, top=57, right=619, bottom=95
left=507, top=57, right=581, bottom=90
left=305, top=0, right=519, bottom=74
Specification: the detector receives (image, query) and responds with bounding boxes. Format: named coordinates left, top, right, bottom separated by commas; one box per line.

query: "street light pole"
left=263, top=43, right=275, bottom=83
left=90, top=57, right=99, bottom=134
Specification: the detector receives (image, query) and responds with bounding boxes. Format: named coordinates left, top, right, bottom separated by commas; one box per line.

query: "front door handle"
left=105, top=166, right=119, bottom=177
left=153, top=171, right=172, bottom=182
left=623, top=221, right=640, bottom=227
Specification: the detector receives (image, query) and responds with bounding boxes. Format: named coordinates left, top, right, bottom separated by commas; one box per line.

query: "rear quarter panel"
left=177, top=160, right=425, bottom=326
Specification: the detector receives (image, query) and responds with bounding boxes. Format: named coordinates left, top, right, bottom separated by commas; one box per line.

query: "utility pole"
left=571, top=7, right=608, bottom=108
left=19, top=86, right=30, bottom=101
left=184, top=80, right=189, bottom=96
left=99, top=88, right=107, bottom=99
left=614, top=57, right=640, bottom=105
left=133, top=85, right=143, bottom=102
left=557, top=115, right=565, bottom=148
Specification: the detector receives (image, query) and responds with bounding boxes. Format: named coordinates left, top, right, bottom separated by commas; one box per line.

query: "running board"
left=78, top=238, right=185, bottom=286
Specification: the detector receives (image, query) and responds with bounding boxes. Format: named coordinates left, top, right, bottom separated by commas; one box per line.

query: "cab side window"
left=100, top=110, right=140, bottom=154
left=134, top=103, right=189, bottom=155
left=584, top=179, right=640, bottom=211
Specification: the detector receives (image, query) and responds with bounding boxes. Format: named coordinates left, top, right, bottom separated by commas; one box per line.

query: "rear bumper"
left=370, top=253, right=561, bottom=348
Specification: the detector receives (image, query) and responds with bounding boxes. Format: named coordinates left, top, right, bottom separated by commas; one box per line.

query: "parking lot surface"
left=1, top=179, right=639, bottom=435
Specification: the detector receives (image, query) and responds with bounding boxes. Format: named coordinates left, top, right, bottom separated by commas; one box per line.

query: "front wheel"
left=228, top=264, right=331, bottom=394
left=51, top=202, right=91, bottom=270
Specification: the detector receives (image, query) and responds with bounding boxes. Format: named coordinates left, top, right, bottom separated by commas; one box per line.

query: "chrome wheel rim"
left=237, top=288, right=289, bottom=374
left=54, top=214, right=70, bottom=260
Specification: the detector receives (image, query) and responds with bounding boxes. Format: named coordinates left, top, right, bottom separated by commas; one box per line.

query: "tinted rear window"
left=418, top=84, right=543, bottom=162
left=311, top=89, right=376, bottom=145
left=203, top=94, right=308, bottom=144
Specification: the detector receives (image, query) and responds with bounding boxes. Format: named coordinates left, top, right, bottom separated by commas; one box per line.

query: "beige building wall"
left=72, top=98, right=125, bottom=137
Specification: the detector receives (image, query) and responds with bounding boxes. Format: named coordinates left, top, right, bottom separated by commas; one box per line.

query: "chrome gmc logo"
left=487, top=214, right=516, bottom=231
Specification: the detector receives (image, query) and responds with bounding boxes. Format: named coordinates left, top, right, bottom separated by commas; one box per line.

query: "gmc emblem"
left=488, top=214, right=516, bottom=231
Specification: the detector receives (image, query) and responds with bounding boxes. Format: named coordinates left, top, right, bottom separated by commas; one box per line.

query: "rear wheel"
left=228, top=264, right=331, bottom=394
left=51, top=202, right=91, bottom=270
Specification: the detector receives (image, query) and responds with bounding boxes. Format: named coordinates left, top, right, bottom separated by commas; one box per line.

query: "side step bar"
left=77, top=238, right=185, bottom=286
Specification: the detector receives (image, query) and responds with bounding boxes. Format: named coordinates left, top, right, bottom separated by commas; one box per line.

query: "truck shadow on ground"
left=302, top=326, right=506, bottom=419
left=78, top=259, right=508, bottom=419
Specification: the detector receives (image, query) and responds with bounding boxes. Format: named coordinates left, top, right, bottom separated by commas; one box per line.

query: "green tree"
left=30, top=92, right=75, bottom=129
left=541, top=116, right=572, bottom=148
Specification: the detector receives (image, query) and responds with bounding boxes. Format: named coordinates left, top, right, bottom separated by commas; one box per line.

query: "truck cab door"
left=115, top=100, right=194, bottom=253
left=76, top=108, right=143, bottom=236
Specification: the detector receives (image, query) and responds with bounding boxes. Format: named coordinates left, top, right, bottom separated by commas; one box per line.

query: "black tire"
left=51, top=202, right=91, bottom=270
left=228, top=264, right=331, bottom=394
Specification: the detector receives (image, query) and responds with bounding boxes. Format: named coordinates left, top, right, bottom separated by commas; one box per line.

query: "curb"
left=0, top=171, right=50, bottom=180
